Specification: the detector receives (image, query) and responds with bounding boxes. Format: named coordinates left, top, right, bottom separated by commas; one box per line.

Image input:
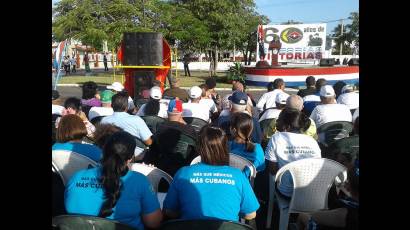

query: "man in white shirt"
left=310, top=85, right=352, bottom=128
left=136, top=86, right=169, bottom=118
left=198, top=84, right=218, bottom=115
left=302, top=78, right=327, bottom=116
left=259, top=92, right=289, bottom=122
left=106, top=82, right=136, bottom=112
left=337, top=84, right=359, bottom=111
left=182, top=86, right=210, bottom=122
left=256, top=78, right=285, bottom=112
left=88, top=90, right=114, bottom=121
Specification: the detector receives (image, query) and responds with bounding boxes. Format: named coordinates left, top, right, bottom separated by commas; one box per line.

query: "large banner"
left=256, top=23, right=326, bottom=63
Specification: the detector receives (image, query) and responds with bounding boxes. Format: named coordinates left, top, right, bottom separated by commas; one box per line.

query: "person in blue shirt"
left=52, top=114, right=102, bottom=162
left=64, top=131, right=162, bottom=229
left=163, top=126, right=260, bottom=222
left=101, top=92, right=153, bottom=146
left=229, top=112, right=266, bottom=173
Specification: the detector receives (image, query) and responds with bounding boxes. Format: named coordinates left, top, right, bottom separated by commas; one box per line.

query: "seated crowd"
left=52, top=76, right=359, bottom=230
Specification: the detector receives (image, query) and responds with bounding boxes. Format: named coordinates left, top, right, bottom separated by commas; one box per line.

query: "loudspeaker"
left=319, top=58, right=335, bottom=67
left=348, top=58, right=359, bottom=66
left=123, top=32, right=163, bottom=66
left=132, top=70, right=156, bottom=100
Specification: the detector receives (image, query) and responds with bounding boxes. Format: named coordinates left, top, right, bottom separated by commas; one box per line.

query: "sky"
left=255, top=0, right=359, bottom=35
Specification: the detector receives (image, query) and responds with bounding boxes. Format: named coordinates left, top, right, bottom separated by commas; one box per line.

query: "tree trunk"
left=213, top=46, right=218, bottom=76
left=208, top=50, right=213, bottom=77
left=247, top=51, right=253, bottom=65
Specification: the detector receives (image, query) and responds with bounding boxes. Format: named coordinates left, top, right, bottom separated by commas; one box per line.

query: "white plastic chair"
left=52, top=150, right=98, bottom=186
left=190, top=154, right=257, bottom=187
left=272, top=158, right=347, bottom=230
left=130, top=163, right=173, bottom=193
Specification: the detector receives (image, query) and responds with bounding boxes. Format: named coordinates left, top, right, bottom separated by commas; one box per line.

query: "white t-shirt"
left=52, top=104, right=65, bottom=115
left=88, top=107, right=114, bottom=121
left=259, top=108, right=282, bottom=122
left=136, top=101, right=168, bottom=118
left=182, top=102, right=210, bottom=122
left=199, top=98, right=218, bottom=113
left=337, top=92, right=359, bottom=110
left=310, top=103, right=353, bottom=128
left=303, top=94, right=320, bottom=102
left=265, top=131, right=321, bottom=197
left=256, top=89, right=282, bottom=112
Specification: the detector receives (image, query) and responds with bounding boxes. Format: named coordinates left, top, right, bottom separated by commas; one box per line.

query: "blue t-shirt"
left=101, top=112, right=153, bottom=141
left=163, top=163, right=260, bottom=222
left=52, top=142, right=102, bottom=162
left=228, top=141, right=266, bottom=172
left=65, top=167, right=160, bottom=230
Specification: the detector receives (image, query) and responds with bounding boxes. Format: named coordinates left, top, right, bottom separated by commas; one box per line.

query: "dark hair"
left=64, top=97, right=82, bottom=112
left=276, top=108, right=311, bottom=133
left=111, top=92, right=128, bottom=112
left=205, top=78, right=217, bottom=89
left=267, top=82, right=275, bottom=92
left=315, top=78, right=327, bottom=92
left=199, top=84, right=209, bottom=97
left=230, top=113, right=255, bottom=152
left=144, top=99, right=160, bottom=116
left=56, top=114, right=87, bottom=142
left=93, top=124, right=123, bottom=149
left=306, top=76, right=316, bottom=86
left=99, top=131, right=136, bottom=218
left=333, top=81, right=347, bottom=99
left=82, top=81, right=99, bottom=100
left=273, top=78, right=284, bottom=89
left=197, top=126, right=229, bottom=166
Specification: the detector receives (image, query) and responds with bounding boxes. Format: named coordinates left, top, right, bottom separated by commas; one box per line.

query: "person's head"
left=286, top=94, right=304, bottom=111
left=52, top=90, right=60, bottom=101
left=230, top=112, right=255, bottom=152
left=319, top=85, right=336, bottom=104
left=305, top=76, right=316, bottom=87
left=99, top=131, right=137, bottom=218
left=267, top=82, right=275, bottom=92
left=275, top=92, right=289, bottom=109
left=64, top=97, right=82, bottom=114
left=276, top=108, right=311, bottom=133
left=170, top=78, right=180, bottom=88
left=93, top=124, right=123, bottom=149
left=188, top=86, right=202, bottom=102
left=150, top=86, right=162, bottom=100
left=205, top=78, right=217, bottom=91
left=197, top=126, right=229, bottom=166
left=199, top=84, right=210, bottom=97
left=56, top=114, right=87, bottom=143
left=315, top=78, right=327, bottom=93
left=232, top=81, right=244, bottom=92
left=107, top=82, right=125, bottom=93
left=100, top=90, right=114, bottom=107
left=167, top=98, right=184, bottom=122
left=341, top=84, right=354, bottom=94
left=333, top=81, right=347, bottom=98
left=229, top=91, right=248, bottom=112
left=111, top=92, right=128, bottom=112
left=82, top=81, right=99, bottom=100
left=273, top=78, right=285, bottom=90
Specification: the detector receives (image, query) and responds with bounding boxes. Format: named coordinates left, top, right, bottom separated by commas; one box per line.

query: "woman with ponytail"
left=229, top=112, right=266, bottom=173
left=265, top=108, right=321, bottom=198
left=65, top=131, right=162, bottom=229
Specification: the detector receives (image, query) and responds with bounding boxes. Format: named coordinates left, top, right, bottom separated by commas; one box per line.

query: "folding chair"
left=317, top=121, right=353, bottom=147
left=130, top=163, right=173, bottom=193
left=141, top=115, right=166, bottom=134
left=183, top=117, right=209, bottom=133
left=52, top=214, right=134, bottom=230
left=160, top=219, right=254, bottom=230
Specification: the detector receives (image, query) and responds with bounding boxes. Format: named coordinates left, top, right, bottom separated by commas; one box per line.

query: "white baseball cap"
left=189, top=86, right=202, bottom=99
left=341, top=84, right=354, bottom=94
left=320, top=85, right=335, bottom=97
left=107, top=82, right=124, bottom=92
left=150, top=86, right=162, bottom=100
left=276, top=92, right=289, bottom=105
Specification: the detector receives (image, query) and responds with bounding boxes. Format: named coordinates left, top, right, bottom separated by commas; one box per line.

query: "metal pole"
left=340, top=19, right=344, bottom=60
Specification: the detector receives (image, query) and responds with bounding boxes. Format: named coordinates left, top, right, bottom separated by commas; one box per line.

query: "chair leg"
left=279, top=207, right=290, bottom=230
left=266, top=173, right=275, bottom=229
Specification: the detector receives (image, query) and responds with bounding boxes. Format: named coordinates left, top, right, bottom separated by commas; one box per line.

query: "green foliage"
left=227, top=62, right=245, bottom=83
left=331, top=11, right=359, bottom=55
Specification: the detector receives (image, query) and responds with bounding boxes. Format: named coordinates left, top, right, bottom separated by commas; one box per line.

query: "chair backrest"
left=52, top=215, right=135, bottom=230
left=90, top=116, right=105, bottom=126
left=130, top=163, right=173, bottom=193
left=52, top=150, right=98, bottom=185
left=141, top=115, right=166, bottom=134
left=183, top=117, right=208, bottom=133
left=317, top=121, right=353, bottom=147
left=190, top=154, right=257, bottom=187
left=160, top=219, right=254, bottom=230
left=275, top=158, right=346, bottom=212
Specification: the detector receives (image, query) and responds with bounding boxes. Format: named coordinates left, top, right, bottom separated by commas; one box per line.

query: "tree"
left=281, top=20, right=303, bottom=25
left=331, top=11, right=359, bottom=55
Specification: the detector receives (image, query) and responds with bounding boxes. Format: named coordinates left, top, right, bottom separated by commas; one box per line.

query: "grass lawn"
left=57, top=70, right=263, bottom=89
